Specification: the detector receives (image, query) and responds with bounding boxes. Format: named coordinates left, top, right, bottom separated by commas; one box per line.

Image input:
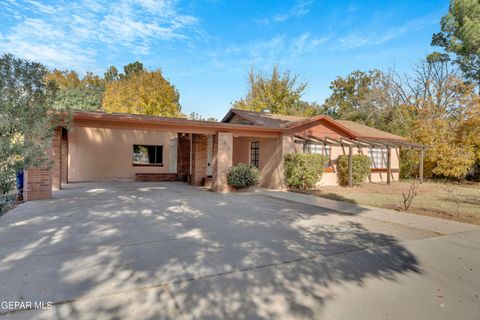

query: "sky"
left=0, top=0, right=448, bottom=119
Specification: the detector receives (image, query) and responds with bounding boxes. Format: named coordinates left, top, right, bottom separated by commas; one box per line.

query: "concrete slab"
left=1, top=182, right=479, bottom=319
left=257, top=188, right=480, bottom=235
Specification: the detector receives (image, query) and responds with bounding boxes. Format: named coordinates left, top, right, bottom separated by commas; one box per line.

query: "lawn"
left=308, top=180, right=480, bottom=225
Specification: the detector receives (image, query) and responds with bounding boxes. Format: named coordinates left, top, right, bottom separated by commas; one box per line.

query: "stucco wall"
left=233, top=137, right=284, bottom=189
left=68, top=127, right=176, bottom=182
left=304, top=143, right=400, bottom=186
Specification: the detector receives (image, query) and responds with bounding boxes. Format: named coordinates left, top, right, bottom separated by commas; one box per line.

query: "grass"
left=307, top=180, right=480, bottom=225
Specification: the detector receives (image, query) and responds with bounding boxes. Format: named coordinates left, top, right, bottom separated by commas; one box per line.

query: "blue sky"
left=0, top=0, right=447, bottom=119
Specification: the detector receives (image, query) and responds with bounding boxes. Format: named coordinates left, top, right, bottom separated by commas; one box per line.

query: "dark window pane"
left=156, top=146, right=163, bottom=164
left=147, top=146, right=156, bottom=163
left=133, top=144, right=163, bottom=165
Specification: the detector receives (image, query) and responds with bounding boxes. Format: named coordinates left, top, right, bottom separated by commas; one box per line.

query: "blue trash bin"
left=16, top=170, right=24, bottom=200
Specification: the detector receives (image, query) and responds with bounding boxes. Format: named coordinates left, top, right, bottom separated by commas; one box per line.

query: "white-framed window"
left=303, top=144, right=331, bottom=167
left=369, top=148, right=387, bottom=169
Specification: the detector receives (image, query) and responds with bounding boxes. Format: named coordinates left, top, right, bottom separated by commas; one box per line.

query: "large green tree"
left=0, top=54, right=58, bottom=212
left=430, top=0, right=480, bottom=88
left=46, top=70, right=104, bottom=111
left=102, top=67, right=182, bottom=117
left=232, top=66, right=319, bottom=116
left=322, top=69, right=411, bottom=136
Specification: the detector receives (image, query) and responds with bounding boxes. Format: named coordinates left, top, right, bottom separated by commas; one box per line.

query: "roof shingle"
left=224, top=109, right=405, bottom=141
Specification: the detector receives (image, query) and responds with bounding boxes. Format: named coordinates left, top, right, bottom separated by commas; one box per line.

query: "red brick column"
left=191, top=134, right=208, bottom=186
left=177, top=133, right=191, bottom=181
left=61, top=128, right=68, bottom=184
left=24, top=136, right=54, bottom=201
left=24, top=127, right=64, bottom=201
left=51, top=127, right=62, bottom=190
left=212, top=132, right=233, bottom=193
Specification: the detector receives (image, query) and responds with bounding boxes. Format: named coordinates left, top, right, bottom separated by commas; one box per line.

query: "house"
left=23, top=109, right=423, bottom=200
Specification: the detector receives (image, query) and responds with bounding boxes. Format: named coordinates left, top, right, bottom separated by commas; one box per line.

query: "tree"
left=392, top=59, right=480, bottom=179
left=0, top=54, right=58, bottom=211
left=323, top=59, right=480, bottom=180
left=431, top=0, right=480, bottom=88
left=123, top=61, right=145, bottom=78
left=232, top=66, right=318, bottom=116
left=322, top=69, right=412, bottom=136
left=104, top=66, right=119, bottom=82
left=187, top=112, right=218, bottom=122
left=102, top=69, right=182, bottom=117
left=46, top=70, right=104, bottom=111
left=323, top=70, right=384, bottom=119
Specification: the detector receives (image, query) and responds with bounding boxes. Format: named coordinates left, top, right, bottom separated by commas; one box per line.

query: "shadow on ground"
left=0, top=182, right=422, bottom=319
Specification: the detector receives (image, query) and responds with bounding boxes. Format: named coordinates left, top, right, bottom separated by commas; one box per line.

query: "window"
left=250, top=141, right=259, bottom=168
left=369, top=148, right=387, bottom=169
left=133, top=145, right=163, bottom=166
left=304, top=143, right=331, bottom=167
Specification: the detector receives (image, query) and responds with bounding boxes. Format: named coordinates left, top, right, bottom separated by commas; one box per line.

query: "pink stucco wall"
left=234, top=134, right=401, bottom=189
left=68, top=127, right=176, bottom=181
left=232, top=136, right=284, bottom=189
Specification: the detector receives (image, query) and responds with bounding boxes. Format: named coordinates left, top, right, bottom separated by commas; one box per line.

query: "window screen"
left=368, top=148, right=387, bottom=168
left=303, top=144, right=331, bottom=167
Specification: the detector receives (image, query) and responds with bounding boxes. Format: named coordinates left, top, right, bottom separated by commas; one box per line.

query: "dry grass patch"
left=309, top=180, right=480, bottom=225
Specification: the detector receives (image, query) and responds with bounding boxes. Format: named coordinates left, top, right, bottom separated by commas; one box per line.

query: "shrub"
left=337, top=155, right=370, bottom=186
left=227, top=163, right=259, bottom=189
left=284, top=153, right=326, bottom=189
left=400, top=148, right=419, bottom=179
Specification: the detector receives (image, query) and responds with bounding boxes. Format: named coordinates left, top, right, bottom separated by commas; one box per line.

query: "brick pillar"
left=212, top=132, right=233, bottom=193
left=61, top=128, right=68, bottom=184
left=177, top=133, right=191, bottom=181
left=52, top=127, right=62, bottom=190
left=191, top=134, right=208, bottom=186
left=24, top=140, right=54, bottom=201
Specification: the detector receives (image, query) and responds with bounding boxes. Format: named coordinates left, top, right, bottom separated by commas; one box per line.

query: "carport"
left=23, top=111, right=285, bottom=200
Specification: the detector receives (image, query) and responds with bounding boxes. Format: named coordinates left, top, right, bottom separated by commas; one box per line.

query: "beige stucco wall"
left=279, top=136, right=400, bottom=187
left=233, top=136, right=284, bottom=189
left=68, top=127, right=176, bottom=182
left=312, top=144, right=400, bottom=186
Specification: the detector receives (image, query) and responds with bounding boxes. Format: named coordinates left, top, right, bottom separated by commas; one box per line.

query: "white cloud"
left=260, top=0, right=314, bottom=25
left=0, top=0, right=198, bottom=71
left=208, top=32, right=328, bottom=72
left=337, top=14, right=437, bottom=50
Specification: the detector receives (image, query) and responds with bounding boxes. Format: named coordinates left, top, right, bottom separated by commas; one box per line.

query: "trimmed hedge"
left=227, top=163, right=259, bottom=189
left=284, top=153, right=326, bottom=189
left=337, top=155, right=371, bottom=186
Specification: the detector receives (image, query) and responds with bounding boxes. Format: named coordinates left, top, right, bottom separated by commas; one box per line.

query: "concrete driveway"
left=0, top=182, right=479, bottom=320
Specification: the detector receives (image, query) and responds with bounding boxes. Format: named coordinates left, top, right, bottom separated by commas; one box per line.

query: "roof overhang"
left=69, top=110, right=286, bottom=137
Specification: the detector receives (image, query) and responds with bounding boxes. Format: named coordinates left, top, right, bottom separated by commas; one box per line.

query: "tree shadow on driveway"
left=0, top=182, right=422, bottom=319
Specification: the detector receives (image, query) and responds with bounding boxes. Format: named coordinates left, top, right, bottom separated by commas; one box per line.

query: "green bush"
left=400, top=148, right=419, bottom=179
left=337, top=155, right=371, bottom=186
left=227, top=163, right=259, bottom=189
left=284, top=153, right=326, bottom=189
left=0, top=171, right=15, bottom=216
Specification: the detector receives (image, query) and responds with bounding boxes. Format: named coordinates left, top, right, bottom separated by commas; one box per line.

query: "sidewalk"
left=256, top=188, right=480, bottom=235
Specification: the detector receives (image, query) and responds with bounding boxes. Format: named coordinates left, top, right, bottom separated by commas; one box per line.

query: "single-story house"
left=23, top=109, right=424, bottom=200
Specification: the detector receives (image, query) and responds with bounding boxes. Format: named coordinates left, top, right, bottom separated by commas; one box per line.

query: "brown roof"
left=222, top=109, right=306, bottom=128
left=223, top=109, right=405, bottom=141
left=336, top=120, right=405, bottom=141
